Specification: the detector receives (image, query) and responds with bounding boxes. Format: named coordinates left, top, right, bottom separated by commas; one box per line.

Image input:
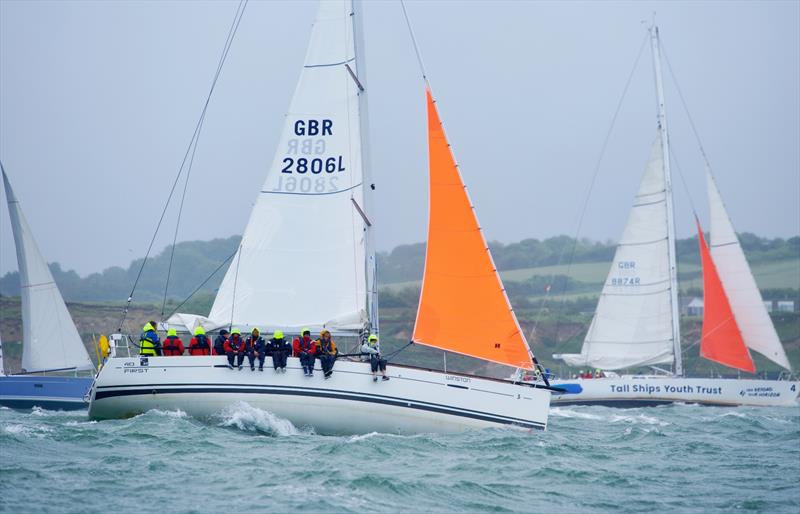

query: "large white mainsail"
left=557, top=133, right=676, bottom=370
left=2, top=168, right=94, bottom=372
left=205, top=1, right=368, bottom=334
left=707, top=170, right=791, bottom=370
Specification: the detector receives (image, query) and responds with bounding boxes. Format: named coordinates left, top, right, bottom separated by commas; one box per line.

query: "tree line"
left=0, top=233, right=796, bottom=304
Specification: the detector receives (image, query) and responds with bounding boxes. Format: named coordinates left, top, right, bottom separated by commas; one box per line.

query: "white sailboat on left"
left=0, top=163, right=95, bottom=410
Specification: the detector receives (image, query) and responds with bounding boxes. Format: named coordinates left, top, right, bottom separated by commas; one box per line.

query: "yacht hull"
left=89, top=356, right=551, bottom=434
left=550, top=376, right=799, bottom=407
left=0, top=375, right=93, bottom=411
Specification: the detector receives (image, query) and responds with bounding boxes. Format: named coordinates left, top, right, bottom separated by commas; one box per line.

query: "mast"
left=352, top=0, right=378, bottom=335
left=650, top=25, right=683, bottom=376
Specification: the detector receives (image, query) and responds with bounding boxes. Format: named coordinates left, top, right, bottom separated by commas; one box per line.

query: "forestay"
left=707, top=171, right=791, bottom=370
left=558, top=133, right=675, bottom=370
left=205, top=0, right=369, bottom=334
left=2, top=169, right=94, bottom=373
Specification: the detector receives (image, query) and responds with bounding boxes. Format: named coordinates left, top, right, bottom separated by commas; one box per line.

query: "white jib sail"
left=207, top=0, right=368, bottom=334
left=707, top=170, right=791, bottom=370
left=559, top=133, right=675, bottom=370
left=2, top=170, right=94, bottom=372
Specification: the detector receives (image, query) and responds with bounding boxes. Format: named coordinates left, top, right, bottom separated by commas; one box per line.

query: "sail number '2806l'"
left=280, top=119, right=346, bottom=175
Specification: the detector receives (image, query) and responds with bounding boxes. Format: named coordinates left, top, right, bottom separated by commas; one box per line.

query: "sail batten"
left=706, top=171, right=791, bottom=370
left=412, top=90, right=533, bottom=370
left=204, top=0, right=368, bottom=334
left=558, top=133, right=676, bottom=370
left=2, top=168, right=94, bottom=373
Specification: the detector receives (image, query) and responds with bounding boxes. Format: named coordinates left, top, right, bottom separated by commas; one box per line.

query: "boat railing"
left=108, top=333, right=137, bottom=358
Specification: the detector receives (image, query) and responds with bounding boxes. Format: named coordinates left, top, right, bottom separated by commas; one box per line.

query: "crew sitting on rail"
left=594, top=369, right=604, bottom=378
left=361, top=334, right=389, bottom=382
left=139, top=321, right=162, bottom=356
left=293, top=328, right=317, bottom=376
left=316, top=329, right=338, bottom=379
left=213, top=329, right=229, bottom=356
left=189, top=326, right=211, bottom=356
left=266, top=330, right=290, bottom=372
left=162, top=328, right=185, bottom=356
left=244, top=328, right=264, bottom=371
left=225, top=328, right=245, bottom=370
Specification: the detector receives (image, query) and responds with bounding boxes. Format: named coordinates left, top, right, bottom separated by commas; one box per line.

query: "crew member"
left=213, top=329, right=229, bottom=356
left=244, top=328, right=264, bottom=371
left=316, top=330, right=338, bottom=379
left=224, top=328, right=245, bottom=370
left=361, top=334, right=388, bottom=382
left=139, top=321, right=161, bottom=356
left=189, top=326, right=211, bottom=356
left=266, top=330, right=290, bottom=372
left=162, top=328, right=185, bottom=356
left=293, top=328, right=316, bottom=376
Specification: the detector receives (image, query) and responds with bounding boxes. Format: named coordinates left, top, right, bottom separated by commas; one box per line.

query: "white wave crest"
left=3, top=423, right=53, bottom=438
left=217, top=401, right=303, bottom=436
left=610, top=413, right=668, bottom=426
left=134, top=408, right=188, bottom=419
left=550, top=408, right=605, bottom=420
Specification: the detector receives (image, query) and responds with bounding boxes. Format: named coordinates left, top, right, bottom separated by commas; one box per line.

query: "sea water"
left=1, top=403, right=798, bottom=513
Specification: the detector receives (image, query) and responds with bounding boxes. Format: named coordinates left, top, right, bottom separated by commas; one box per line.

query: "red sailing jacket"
left=162, top=336, right=185, bottom=356
left=292, top=336, right=317, bottom=357
left=224, top=335, right=245, bottom=353
left=188, top=335, right=211, bottom=356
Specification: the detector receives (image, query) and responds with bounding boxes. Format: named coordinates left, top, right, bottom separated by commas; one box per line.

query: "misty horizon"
left=1, top=0, right=798, bottom=276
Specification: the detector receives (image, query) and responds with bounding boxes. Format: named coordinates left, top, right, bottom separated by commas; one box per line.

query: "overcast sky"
left=1, top=0, right=798, bottom=276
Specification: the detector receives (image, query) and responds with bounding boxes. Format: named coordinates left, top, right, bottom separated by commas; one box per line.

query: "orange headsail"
left=697, top=220, right=755, bottom=373
left=412, top=89, right=534, bottom=370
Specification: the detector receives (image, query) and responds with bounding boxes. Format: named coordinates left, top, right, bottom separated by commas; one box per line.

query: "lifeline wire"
left=161, top=0, right=248, bottom=318
left=118, top=0, right=248, bottom=332
left=536, top=32, right=649, bottom=354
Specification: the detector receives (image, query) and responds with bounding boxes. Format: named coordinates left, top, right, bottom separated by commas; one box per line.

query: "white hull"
left=89, top=356, right=552, bottom=434
left=550, top=376, right=799, bottom=407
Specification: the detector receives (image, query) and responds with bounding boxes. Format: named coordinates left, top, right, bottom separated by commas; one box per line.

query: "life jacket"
left=300, top=336, right=314, bottom=352
left=213, top=335, right=227, bottom=355
left=318, top=339, right=337, bottom=355
left=245, top=336, right=261, bottom=352
left=190, top=334, right=210, bottom=355
left=163, top=336, right=184, bottom=356
left=140, top=330, right=159, bottom=356
left=225, top=334, right=244, bottom=353
left=268, top=338, right=287, bottom=353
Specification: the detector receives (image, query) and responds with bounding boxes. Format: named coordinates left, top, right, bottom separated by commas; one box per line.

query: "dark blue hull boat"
left=0, top=375, right=93, bottom=411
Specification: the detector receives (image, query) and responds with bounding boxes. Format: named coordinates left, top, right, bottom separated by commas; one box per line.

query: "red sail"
left=697, top=220, right=755, bottom=373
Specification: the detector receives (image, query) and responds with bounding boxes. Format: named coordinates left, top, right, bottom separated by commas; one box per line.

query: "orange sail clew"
left=412, top=89, right=534, bottom=370
left=697, top=220, right=755, bottom=373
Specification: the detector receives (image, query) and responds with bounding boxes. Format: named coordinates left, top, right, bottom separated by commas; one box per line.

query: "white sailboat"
left=88, top=0, right=554, bottom=433
left=0, top=164, right=95, bottom=410
left=550, top=25, right=798, bottom=407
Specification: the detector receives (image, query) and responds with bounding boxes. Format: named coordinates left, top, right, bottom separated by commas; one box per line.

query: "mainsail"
left=2, top=167, right=94, bottom=372
left=557, top=133, right=676, bottom=370
left=706, top=171, right=791, bottom=370
left=697, top=219, right=755, bottom=372
left=205, top=0, right=369, bottom=334
left=412, top=90, right=533, bottom=370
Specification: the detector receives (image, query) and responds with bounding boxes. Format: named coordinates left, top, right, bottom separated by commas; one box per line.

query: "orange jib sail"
left=412, top=89, right=534, bottom=370
left=697, top=220, right=755, bottom=373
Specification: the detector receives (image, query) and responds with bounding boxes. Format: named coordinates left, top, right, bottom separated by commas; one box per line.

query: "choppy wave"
left=1, top=403, right=797, bottom=513
left=215, top=401, right=305, bottom=436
